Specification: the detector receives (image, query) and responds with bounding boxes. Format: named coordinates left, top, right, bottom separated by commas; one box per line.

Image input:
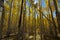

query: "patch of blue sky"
left=53, top=11, right=56, bottom=17
left=35, top=13, right=38, bottom=18
left=26, top=0, right=30, bottom=7
left=58, top=0, right=60, bottom=12
left=4, top=0, right=6, bottom=3
left=58, top=2, right=60, bottom=5
left=26, top=0, right=38, bottom=6
left=41, top=0, right=46, bottom=8
left=34, top=0, right=38, bottom=4
left=58, top=0, right=60, bottom=5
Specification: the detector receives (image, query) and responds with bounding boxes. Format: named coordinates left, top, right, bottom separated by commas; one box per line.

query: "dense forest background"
left=0, top=0, right=60, bottom=40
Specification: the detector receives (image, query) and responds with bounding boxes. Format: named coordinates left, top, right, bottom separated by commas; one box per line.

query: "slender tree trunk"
left=38, top=0, right=43, bottom=40
left=17, top=0, right=24, bottom=40
left=48, top=0, right=58, bottom=40
left=7, top=0, right=13, bottom=40
left=0, top=0, right=4, bottom=40
left=22, top=0, right=26, bottom=39
left=35, top=9, right=36, bottom=40
left=53, top=0, right=60, bottom=33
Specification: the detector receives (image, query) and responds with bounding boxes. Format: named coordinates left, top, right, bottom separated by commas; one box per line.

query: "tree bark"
left=53, top=0, right=60, bottom=33
left=7, top=0, right=14, bottom=40
left=17, top=0, right=24, bottom=40
left=46, top=0, right=58, bottom=40
left=0, top=0, right=4, bottom=40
